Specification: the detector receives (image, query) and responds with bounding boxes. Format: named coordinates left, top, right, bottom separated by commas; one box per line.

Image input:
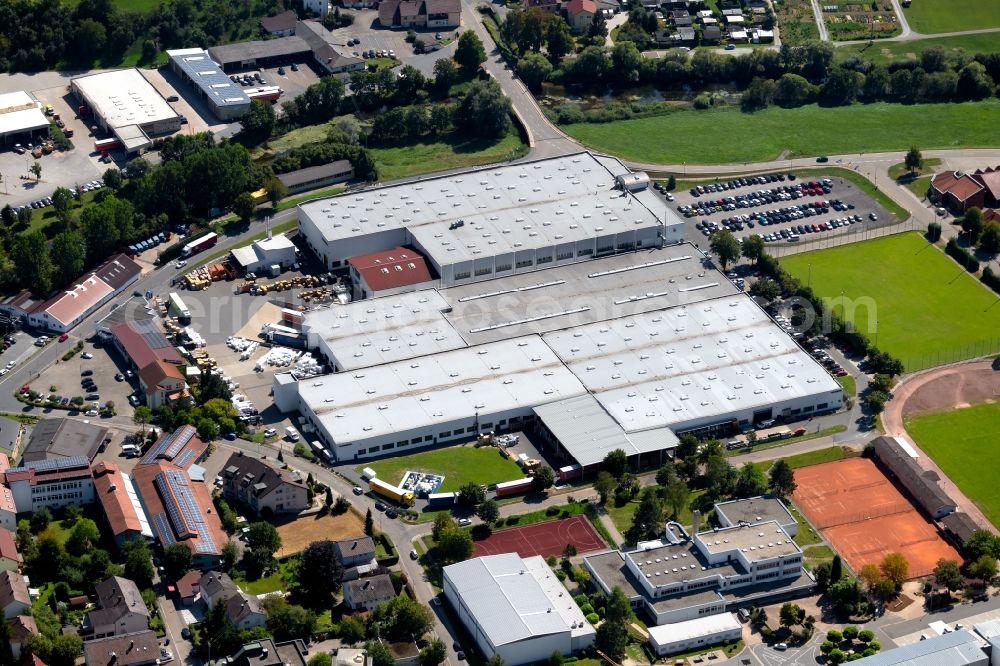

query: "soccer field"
left=902, top=0, right=1000, bottom=33
left=357, top=445, right=524, bottom=492
left=781, top=233, right=1000, bottom=370
left=906, top=403, right=1000, bottom=529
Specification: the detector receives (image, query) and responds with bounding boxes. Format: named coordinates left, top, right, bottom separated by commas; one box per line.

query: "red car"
left=59, top=333, right=69, bottom=342
left=20, top=385, right=29, bottom=394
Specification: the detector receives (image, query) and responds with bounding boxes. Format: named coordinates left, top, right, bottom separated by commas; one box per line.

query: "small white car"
left=458, top=518, right=472, bottom=526
left=81, top=352, right=93, bottom=359
left=175, top=260, right=187, bottom=269
left=85, top=409, right=99, bottom=417
left=263, top=428, right=278, bottom=438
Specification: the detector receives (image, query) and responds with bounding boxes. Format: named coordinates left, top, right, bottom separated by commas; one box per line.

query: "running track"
left=472, top=515, right=606, bottom=559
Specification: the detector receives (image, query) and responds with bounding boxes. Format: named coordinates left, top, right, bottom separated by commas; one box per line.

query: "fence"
left=902, top=338, right=1000, bottom=373
left=810, top=500, right=913, bottom=530
left=766, top=217, right=924, bottom=258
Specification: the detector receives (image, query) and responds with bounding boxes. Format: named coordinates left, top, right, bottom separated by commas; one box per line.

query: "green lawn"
left=275, top=186, right=346, bottom=212
left=903, top=174, right=933, bottom=199
left=836, top=375, right=857, bottom=397
left=357, top=445, right=524, bottom=492
left=837, top=33, right=1000, bottom=65
left=888, top=158, right=941, bottom=180
left=789, top=505, right=823, bottom=547
left=755, top=446, right=854, bottom=475
left=370, top=128, right=527, bottom=182
left=905, top=403, right=1000, bottom=529
left=606, top=489, right=706, bottom=536
left=782, top=232, right=1000, bottom=370
left=889, top=158, right=939, bottom=200
left=560, top=100, right=1000, bottom=165
left=902, top=0, right=1000, bottom=33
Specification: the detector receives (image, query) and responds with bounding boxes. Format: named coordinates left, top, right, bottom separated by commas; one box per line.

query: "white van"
left=285, top=426, right=300, bottom=442
left=121, top=444, right=140, bottom=458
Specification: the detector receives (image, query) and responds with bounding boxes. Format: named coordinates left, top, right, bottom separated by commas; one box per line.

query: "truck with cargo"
left=168, top=292, right=190, bottom=322
left=285, top=426, right=300, bottom=442
left=370, top=478, right=415, bottom=506
left=427, top=492, right=457, bottom=508
left=94, top=137, right=123, bottom=152
left=558, top=464, right=583, bottom=482
left=181, top=232, right=219, bottom=257
left=494, top=477, right=534, bottom=498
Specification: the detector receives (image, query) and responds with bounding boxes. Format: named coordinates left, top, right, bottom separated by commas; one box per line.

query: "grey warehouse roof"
left=444, top=554, right=595, bottom=647
left=852, top=630, right=985, bottom=666
left=298, top=152, right=680, bottom=263
left=715, top=497, right=794, bottom=529
left=167, top=48, right=251, bottom=108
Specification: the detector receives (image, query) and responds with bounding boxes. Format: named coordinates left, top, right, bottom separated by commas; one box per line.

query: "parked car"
left=85, top=409, right=98, bottom=417
left=81, top=352, right=93, bottom=359
left=816, top=156, right=829, bottom=163
left=353, top=486, right=363, bottom=495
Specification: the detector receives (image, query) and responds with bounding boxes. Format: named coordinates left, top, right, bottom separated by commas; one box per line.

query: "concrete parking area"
left=660, top=172, right=895, bottom=252
left=140, top=68, right=235, bottom=138
left=257, top=63, right=322, bottom=107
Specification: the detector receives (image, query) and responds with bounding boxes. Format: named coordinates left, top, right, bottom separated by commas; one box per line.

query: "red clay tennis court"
left=472, top=515, right=606, bottom=559
left=793, top=457, right=961, bottom=578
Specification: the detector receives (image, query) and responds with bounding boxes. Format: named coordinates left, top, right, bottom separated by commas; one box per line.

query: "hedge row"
left=945, top=237, right=980, bottom=273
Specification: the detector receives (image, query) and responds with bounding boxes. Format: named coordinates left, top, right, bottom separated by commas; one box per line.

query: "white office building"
left=297, top=152, right=684, bottom=284
left=443, top=554, right=596, bottom=666
left=647, top=613, right=742, bottom=656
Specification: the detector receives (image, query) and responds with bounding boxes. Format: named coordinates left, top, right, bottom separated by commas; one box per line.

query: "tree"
left=477, top=499, right=500, bottom=526
left=603, top=449, right=628, bottom=479
left=858, top=629, right=875, bottom=643
left=296, top=540, right=344, bottom=608
left=933, top=558, right=963, bottom=591
left=859, top=563, right=882, bottom=591
left=263, top=596, right=316, bottom=641
left=163, top=543, right=193, bottom=580
left=595, top=471, right=616, bottom=504
left=969, top=554, right=998, bottom=584
left=233, top=192, right=255, bottom=222
left=309, top=654, right=334, bottom=666
left=779, top=602, right=801, bottom=627
left=436, top=527, right=473, bottom=564
left=366, top=641, right=395, bottom=666
left=325, top=487, right=334, bottom=510
left=768, top=459, right=796, bottom=497
left=813, top=561, right=832, bottom=591
left=733, top=462, right=768, bottom=499
left=222, top=541, right=239, bottom=572
left=962, top=207, right=984, bottom=244
left=133, top=405, right=153, bottom=436
left=880, top=552, right=909, bottom=587
left=830, top=555, right=843, bottom=584
left=774, top=73, right=814, bottom=108
left=65, top=518, right=101, bottom=556
left=710, top=229, right=741, bottom=270
left=376, top=594, right=434, bottom=640
left=365, top=508, right=374, bottom=536
left=517, top=52, right=552, bottom=92
left=979, top=221, right=1000, bottom=255
left=122, top=538, right=154, bottom=589
left=103, top=168, right=123, bottom=190
left=532, top=466, right=555, bottom=491
left=457, top=482, right=486, bottom=508
left=12, top=230, right=53, bottom=295
left=904, top=146, right=924, bottom=174
left=611, top=41, right=643, bottom=82
left=596, top=588, right=630, bottom=661
left=50, top=231, right=85, bottom=288
left=419, top=639, right=447, bottom=666
left=455, top=79, right=511, bottom=139
left=864, top=389, right=888, bottom=416
left=455, top=31, right=486, bottom=71
left=52, top=187, right=74, bottom=225
left=265, top=177, right=288, bottom=206
left=966, top=530, right=1000, bottom=561
left=545, top=16, right=573, bottom=63
left=246, top=521, right=282, bottom=561
left=741, top=234, right=765, bottom=264
left=486, top=656, right=505, bottom=666
left=432, top=57, right=460, bottom=96
left=30, top=161, right=42, bottom=181
left=587, top=9, right=608, bottom=43
left=628, top=489, right=664, bottom=542
left=828, top=648, right=846, bottom=664
left=30, top=507, right=52, bottom=533
left=662, top=477, right=689, bottom=520
left=339, top=615, right=366, bottom=643
left=241, top=100, right=276, bottom=144
left=741, top=77, right=776, bottom=111
left=843, top=625, right=859, bottom=641
left=432, top=513, right=456, bottom=541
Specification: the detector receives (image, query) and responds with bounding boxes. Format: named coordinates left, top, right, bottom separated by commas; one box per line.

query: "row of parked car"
left=757, top=214, right=876, bottom=243
left=689, top=172, right=793, bottom=197
left=808, top=344, right=849, bottom=377
left=129, top=232, right=168, bottom=254
left=362, top=48, right=396, bottom=59
left=13, top=180, right=104, bottom=215
left=680, top=180, right=835, bottom=217
left=230, top=72, right=267, bottom=86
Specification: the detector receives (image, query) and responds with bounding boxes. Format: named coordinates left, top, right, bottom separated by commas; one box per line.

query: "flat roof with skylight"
left=696, top=522, right=800, bottom=560
left=71, top=69, right=180, bottom=131
left=167, top=48, right=251, bottom=109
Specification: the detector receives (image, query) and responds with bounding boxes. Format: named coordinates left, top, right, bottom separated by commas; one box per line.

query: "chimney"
left=692, top=509, right=701, bottom=535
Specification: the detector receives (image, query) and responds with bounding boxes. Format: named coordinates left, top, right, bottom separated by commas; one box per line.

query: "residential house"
left=83, top=576, right=152, bottom=639
left=221, top=452, right=310, bottom=516
left=0, top=459, right=15, bottom=531
left=92, top=462, right=153, bottom=550
left=261, top=10, right=298, bottom=36
left=702, top=25, right=722, bottom=42
left=377, top=0, right=462, bottom=28
left=83, top=630, right=160, bottom=666
left=335, top=537, right=377, bottom=568
left=225, top=592, right=267, bottom=630
left=199, top=571, right=239, bottom=611
left=10, top=615, right=37, bottom=659
left=674, top=27, right=696, bottom=43
left=0, top=528, right=20, bottom=572
left=0, top=569, right=30, bottom=618
left=672, top=9, right=692, bottom=26
left=174, top=570, right=201, bottom=606
left=138, top=361, right=188, bottom=411
left=302, top=0, right=332, bottom=16
left=565, top=0, right=597, bottom=32
left=343, top=574, right=395, bottom=612
left=931, top=167, right=1000, bottom=212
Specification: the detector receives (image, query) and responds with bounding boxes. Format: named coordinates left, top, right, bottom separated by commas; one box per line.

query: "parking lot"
left=661, top=172, right=896, bottom=251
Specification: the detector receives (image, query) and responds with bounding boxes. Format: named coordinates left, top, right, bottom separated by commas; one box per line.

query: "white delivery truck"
left=285, top=426, right=300, bottom=442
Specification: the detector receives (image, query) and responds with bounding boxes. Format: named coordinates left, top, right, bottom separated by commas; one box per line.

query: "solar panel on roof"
left=175, top=448, right=196, bottom=468
left=23, top=456, right=91, bottom=473
left=152, top=513, right=176, bottom=545
left=155, top=468, right=216, bottom=554
left=166, top=426, right=196, bottom=458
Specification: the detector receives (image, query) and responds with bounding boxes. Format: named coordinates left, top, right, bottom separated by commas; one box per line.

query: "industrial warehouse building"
left=204, top=20, right=363, bottom=75
left=71, top=69, right=182, bottom=153
left=443, top=554, right=595, bottom=666
left=166, top=48, right=251, bottom=121
left=584, top=499, right=813, bottom=626
left=0, top=91, right=50, bottom=145
left=297, top=152, right=684, bottom=284
left=873, top=436, right=957, bottom=520
left=273, top=243, right=843, bottom=463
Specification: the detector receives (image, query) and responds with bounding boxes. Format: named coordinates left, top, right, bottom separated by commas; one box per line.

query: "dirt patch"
left=900, top=363, right=1000, bottom=418
left=886, top=593, right=914, bottom=613
left=274, top=510, right=365, bottom=557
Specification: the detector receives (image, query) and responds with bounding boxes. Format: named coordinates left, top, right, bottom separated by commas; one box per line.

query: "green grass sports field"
left=358, top=445, right=524, bottom=492
left=781, top=233, right=1000, bottom=370
left=560, top=100, right=1000, bottom=165
left=906, top=403, right=1000, bottom=528
left=902, top=0, right=1000, bottom=33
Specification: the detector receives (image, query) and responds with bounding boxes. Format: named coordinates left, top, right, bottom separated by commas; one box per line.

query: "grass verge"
left=905, top=402, right=1000, bottom=528
left=370, top=128, right=527, bottom=181
left=357, top=444, right=524, bottom=493
left=836, top=375, right=857, bottom=397
left=836, top=33, right=1000, bottom=65
left=782, top=232, right=1000, bottom=370
left=560, top=100, right=1000, bottom=165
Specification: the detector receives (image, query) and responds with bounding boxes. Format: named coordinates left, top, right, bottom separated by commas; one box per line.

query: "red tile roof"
left=0, top=528, right=20, bottom=563
left=139, top=361, right=185, bottom=392
left=566, top=0, right=597, bottom=15
left=175, top=570, right=201, bottom=601
left=93, top=462, right=145, bottom=539
left=0, top=569, right=30, bottom=610
left=974, top=168, right=1000, bottom=201
left=348, top=247, right=433, bottom=293
left=932, top=171, right=984, bottom=203
left=111, top=319, right=183, bottom=371
left=10, top=614, right=37, bottom=643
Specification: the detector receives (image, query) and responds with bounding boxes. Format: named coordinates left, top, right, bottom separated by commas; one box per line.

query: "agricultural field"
left=774, top=0, right=821, bottom=45
left=836, top=33, right=1000, bottom=65
left=782, top=233, right=1000, bottom=370
left=905, top=402, right=1000, bottom=528
left=902, top=0, right=1000, bottom=34
left=561, top=100, right=1000, bottom=165
left=357, top=445, right=524, bottom=493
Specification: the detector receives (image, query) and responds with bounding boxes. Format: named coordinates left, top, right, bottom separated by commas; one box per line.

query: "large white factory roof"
left=542, top=295, right=842, bottom=432
left=445, top=554, right=596, bottom=647
left=0, top=91, right=49, bottom=137
left=298, top=152, right=676, bottom=261
left=72, top=69, right=179, bottom=130
left=298, top=336, right=586, bottom=445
